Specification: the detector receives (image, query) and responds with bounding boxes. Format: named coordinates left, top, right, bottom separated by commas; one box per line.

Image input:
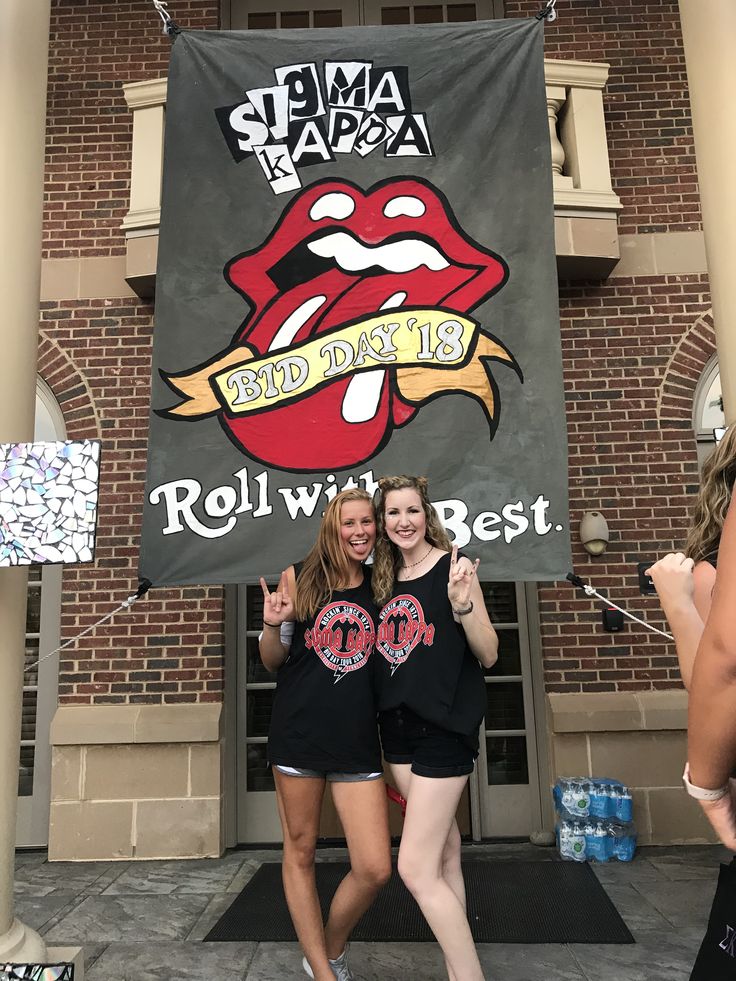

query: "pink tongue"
left=224, top=265, right=476, bottom=471
left=224, top=374, right=391, bottom=470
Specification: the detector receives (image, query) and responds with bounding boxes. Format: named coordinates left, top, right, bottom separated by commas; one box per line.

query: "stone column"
left=0, top=0, right=51, bottom=961
left=679, top=0, right=736, bottom=424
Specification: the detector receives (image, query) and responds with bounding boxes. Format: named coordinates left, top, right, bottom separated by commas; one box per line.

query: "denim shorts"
left=273, top=765, right=383, bottom=782
left=379, top=706, right=477, bottom=778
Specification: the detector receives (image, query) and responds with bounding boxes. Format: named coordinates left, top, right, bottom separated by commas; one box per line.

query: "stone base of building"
left=48, top=704, right=223, bottom=861
left=547, top=690, right=717, bottom=844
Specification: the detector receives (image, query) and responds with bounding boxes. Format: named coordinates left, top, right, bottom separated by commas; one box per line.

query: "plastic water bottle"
left=590, top=781, right=609, bottom=819
left=570, top=781, right=591, bottom=818
left=594, top=821, right=612, bottom=861
left=558, top=819, right=571, bottom=858
left=610, top=821, right=637, bottom=861
left=615, top=786, right=633, bottom=823
left=560, top=778, right=576, bottom=816
left=583, top=820, right=596, bottom=858
left=569, top=821, right=587, bottom=861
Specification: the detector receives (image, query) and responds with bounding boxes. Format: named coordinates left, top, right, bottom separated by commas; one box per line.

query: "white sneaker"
left=302, top=949, right=354, bottom=981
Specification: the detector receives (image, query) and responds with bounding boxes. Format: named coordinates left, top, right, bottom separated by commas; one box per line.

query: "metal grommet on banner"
left=152, top=0, right=181, bottom=37
left=535, top=0, right=558, bottom=22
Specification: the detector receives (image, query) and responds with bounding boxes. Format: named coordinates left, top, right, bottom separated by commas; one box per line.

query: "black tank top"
left=267, top=567, right=382, bottom=772
left=375, top=552, right=486, bottom=737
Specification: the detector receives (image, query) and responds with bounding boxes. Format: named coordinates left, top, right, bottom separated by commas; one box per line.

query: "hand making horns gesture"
left=447, top=544, right=480, bottom=611
left=260, top=570, right=295, bottom=627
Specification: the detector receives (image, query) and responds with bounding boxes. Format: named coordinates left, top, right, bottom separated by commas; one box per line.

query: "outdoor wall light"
left=579, top=511, right=609, bottom=556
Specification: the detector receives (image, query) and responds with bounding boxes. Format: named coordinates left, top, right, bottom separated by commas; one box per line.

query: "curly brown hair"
left=686, top=424, right=736, bottom=563
left=372, top=475, right=451, bottom=606
left=295, top=488, right=374, bottom=621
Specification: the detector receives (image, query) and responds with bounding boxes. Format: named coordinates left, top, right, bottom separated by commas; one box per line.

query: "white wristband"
left=682, top=763, right=729, bottom=802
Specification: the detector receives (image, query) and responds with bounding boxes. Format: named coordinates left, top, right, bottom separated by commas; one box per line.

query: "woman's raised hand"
left=645, top=552, right=695, bottom=608
left=260, top=571, right=294, bottom=626
left=447, top=545, right=480, bottom=610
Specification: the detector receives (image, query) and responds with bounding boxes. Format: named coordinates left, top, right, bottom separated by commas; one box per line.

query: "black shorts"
left=379, top=706, right=477, bottom=778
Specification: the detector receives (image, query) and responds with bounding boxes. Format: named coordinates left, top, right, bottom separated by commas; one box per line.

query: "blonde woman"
left=372, top=475, right=498, bottom=981
left=259, top=489, right=391, bottom=981
left=647, top=424, right=736, bottom=688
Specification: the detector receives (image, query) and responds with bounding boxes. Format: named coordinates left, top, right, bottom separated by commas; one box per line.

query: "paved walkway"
left=15, top=842, right=726, bottom=980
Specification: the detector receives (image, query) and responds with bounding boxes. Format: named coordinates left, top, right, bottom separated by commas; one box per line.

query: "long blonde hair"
left=295, top=488, right=374, bottom=621
left=372, top=475, right=451, bottom=606
left=686, top=424, right=736, bottom=562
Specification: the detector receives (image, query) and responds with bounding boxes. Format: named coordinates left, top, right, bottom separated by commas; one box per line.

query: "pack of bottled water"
left=553, top=777, right=637, bottom=862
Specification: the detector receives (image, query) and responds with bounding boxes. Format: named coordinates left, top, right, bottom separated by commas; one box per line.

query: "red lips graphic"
left=219, top=177, right=509, bottom=471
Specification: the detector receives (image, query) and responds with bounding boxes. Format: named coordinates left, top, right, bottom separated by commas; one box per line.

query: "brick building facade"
left=27, top=0, right=720, bottom=856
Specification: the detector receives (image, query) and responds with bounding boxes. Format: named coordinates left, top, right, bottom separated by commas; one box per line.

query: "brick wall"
left=505, top=0, right=711, bottom=692
left=42, top=0, right=712, bottom=701
left=509, top=0, right=700, bottom=235
left=44, top=1, right=222, bottom=704
left=542, top=275, right=713, bottom=693
left=45, top=0, right=218, bottom=259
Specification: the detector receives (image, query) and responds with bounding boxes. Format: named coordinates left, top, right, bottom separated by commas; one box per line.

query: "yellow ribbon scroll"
left=161, top=308, right=516, bottom=422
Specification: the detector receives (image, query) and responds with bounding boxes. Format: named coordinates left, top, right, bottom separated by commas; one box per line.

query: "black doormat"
left=205, top=861, right=634, bottom=944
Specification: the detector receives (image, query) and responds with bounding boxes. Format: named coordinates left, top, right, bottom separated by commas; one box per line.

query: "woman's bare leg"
left=391, top=764, right=484, bottom=981
left=274, top=769, right=334, bottom=981
left=323, top=777, right=392, bottom=958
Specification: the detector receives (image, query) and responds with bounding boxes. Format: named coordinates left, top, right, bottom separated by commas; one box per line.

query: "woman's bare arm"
left=688, top=495, right=736, bottom=848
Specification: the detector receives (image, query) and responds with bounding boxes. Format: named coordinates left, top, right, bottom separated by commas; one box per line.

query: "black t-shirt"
left=267, top=567, right=382, bottom=772
left=375, top=552, right=486, bottom=738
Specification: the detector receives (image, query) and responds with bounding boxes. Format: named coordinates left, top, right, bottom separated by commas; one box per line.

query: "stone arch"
left=657, top=310, right=716, bottom=429
left=37, top=331, right=101, bottom=438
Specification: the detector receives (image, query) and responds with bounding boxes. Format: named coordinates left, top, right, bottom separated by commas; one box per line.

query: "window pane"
left=247, top=689, right=274, bottom=738
left=28, top=565, right=42, bottom=583
left=19, top=745, right=35, bottom=797
left=248, top=11, right=277, bottom=28
left=414, top=4, right=443, bottom=22
left=25, top=640, right=39, bottom=688
left=314, top=9, right=343, bottom=26
left=485, top=681, right=525, bottom=731
left=701, top=371, right=726, bottom=432
left=447, top=2, right=476, bottom=19
left=247, top=742, right=275, bottom=792
left=26, top=585, right=41, bottom=635
left=21, top=689, right=37, bottom=745
left=485, top=629, right=521, bottom=677
left=381, top=6, right=411, bottom=23
left=481, top=581, right=517, bottom=623
left=487, top=735, right=528, bottom=786
left=281, top=10, right=310, bottom=27
left=246, top=635, right=275, bottom=684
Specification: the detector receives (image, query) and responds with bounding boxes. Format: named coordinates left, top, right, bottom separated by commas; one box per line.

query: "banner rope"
left=535, top=0, right=558, bottom=22
left=25, top=579, right=153, bottom=671
left=152, top=0, right=181, bottom=37
left=566, top=572, right=674, bottom=641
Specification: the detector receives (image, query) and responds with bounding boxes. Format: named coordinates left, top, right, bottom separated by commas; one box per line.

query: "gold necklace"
left=401, top=544, right=433, bottom=573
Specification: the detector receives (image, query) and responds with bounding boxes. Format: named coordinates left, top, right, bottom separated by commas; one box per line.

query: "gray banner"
left=139, top=19, right=571, bottom=585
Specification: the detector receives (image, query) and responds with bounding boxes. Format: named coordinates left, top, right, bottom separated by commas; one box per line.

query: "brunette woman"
left=372, top=475, right=498, bottom=981
left=259, top=488, right=391, bottom=981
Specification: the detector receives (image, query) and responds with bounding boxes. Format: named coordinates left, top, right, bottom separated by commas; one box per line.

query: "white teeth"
left=308, top=232, right=449, bottom=274
left=342, top=369, right=385, bottom=423
left=380, top=292, right=407, bottom=310
left=267, top=295, right=327, bottom=351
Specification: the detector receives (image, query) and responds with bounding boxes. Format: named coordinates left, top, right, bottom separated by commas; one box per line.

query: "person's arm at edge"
left=259, top=566, right=297, bottom=673
left=688, top=495, right=736, bottom=847
left=648, top=558, right=714, bottom=690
